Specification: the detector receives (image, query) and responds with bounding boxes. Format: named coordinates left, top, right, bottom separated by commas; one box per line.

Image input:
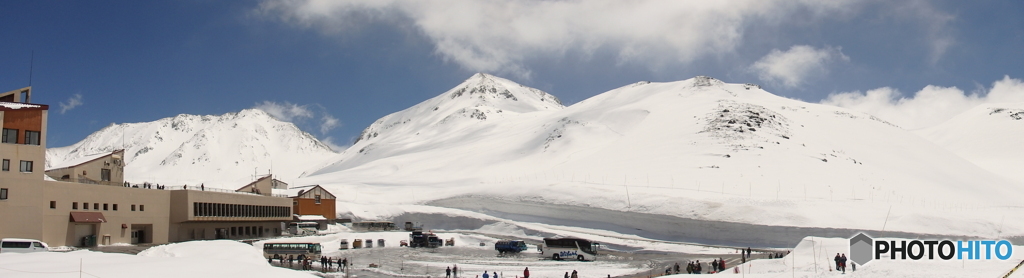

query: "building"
left=0, top=87, right=293, bottom=247
left=291, top=185, right=336, bottom=229
left=45, top=149, right=125, bottom=186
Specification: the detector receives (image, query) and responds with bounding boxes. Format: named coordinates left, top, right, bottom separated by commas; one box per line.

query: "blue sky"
left=2, top=0, right=1023, bottom=149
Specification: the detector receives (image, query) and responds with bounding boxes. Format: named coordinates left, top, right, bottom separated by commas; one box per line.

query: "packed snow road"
left=271, top=242, right=753, bottom=278
left=260, top=229, right=756, bottom=278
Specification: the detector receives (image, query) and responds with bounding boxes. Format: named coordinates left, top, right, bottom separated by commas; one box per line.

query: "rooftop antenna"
left=28, top=50, right=34, bottom=86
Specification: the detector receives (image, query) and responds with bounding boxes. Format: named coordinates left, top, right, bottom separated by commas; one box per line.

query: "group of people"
left=834, top=253, right=851, bottom=273
left=445, top=265, right=457, bottom=278
left=767, top=252, right=787, bottom=259
left=671, top=258, right=726, bottom=274
left=270, top=255, right=348, bottom=272
left=123, top=181, right=165, bottom=189
left=445, top=267, right=577, bottom=278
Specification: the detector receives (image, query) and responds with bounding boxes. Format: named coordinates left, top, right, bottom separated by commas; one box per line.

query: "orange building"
left=291, top=185, right=336, bottom=221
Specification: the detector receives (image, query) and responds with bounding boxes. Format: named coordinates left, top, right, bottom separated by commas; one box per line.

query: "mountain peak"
left=349, top=74, right=563, bottom=146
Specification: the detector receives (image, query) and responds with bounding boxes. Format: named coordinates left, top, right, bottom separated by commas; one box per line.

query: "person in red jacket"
left=523, top=267, right=530, bottom=278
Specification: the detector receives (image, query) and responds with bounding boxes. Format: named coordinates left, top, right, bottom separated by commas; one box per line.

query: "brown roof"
left=69, top=212, right=107, bottom=223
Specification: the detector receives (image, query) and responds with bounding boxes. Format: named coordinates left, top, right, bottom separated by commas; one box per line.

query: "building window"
left=315, top=194, right=321, bottom=204
left=1, top=128, right=16, bottom=143
left=100, top=169, right=111, bottom=181
left=19, top=160, right=32, bottom=173
left=1, top=159, right=8, bottom=171
left=113, top=204, right=118, bottom=211
left=1, top=188, right=9, bottom=200
left=72, top=202, right=78, bottom=209
left=83, top=202, right=89, bottom=210
left=131, top=204, right=136, bottom=211
left=103, top=203, right=108, bottom=211
left=24, top=131, right=40, bottom=145
left=93, top=203, right=99, bottom=210
left=50, top=201, right=56, bottom=209
left=140, top=205, right=145, bottom=211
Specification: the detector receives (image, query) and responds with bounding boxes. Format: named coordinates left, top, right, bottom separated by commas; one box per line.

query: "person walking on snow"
left=482, top=271, right=490, bottom=278
left=523, top=267, right=530, bottom=278
left=571, top=270, right=578, bottom=278
left=834, top=253, right=841, bottom=271
left=840, top=253, right=848, bottom=273
left=447, top=267, right=452, bottom=278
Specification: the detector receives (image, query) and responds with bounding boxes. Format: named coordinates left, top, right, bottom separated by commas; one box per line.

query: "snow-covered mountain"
left=47, top=109, right=337, bottom=188
left=916, top=103, right=1024, bottom=184
left=308, top=73, right=563, bottom=177
left=297, top=74, right=1024, bottom=240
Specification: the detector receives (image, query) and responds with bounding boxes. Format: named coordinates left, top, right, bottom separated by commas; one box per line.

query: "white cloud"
left=320, top=114, right=340, bottom=134
left=253, top=101, right=313, bottom=122
left=59, top=94, right=84, bottom=114
left=750, top=45, right=849, bottom=88
left=319, top=136, right=346, bottom=152
left=821, top=76, right=1024, bottom=129
left=257, top=0, right=864, bottom=79
left=890, top=0, right=955, bottom=64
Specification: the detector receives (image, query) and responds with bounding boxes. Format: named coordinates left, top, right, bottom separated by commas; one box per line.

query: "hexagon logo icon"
left=850, top=233, right=873, bottom=266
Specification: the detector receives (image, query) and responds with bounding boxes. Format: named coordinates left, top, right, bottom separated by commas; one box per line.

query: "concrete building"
left=0, top=87, right=293, bottom=247
left=45, top=149, right=126, bottom=186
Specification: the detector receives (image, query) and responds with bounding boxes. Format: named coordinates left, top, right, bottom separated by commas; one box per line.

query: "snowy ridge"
left=298, top=74, right=1024, bottom=239
left=916, top=102, right=1024, bottom=184
left=308, top=73, right=563, bottom=176
left=47, top=109, right=336, bottom=188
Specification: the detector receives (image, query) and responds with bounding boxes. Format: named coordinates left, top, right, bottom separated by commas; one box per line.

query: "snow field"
left=0, top=240, right=314, bottom=278
left=710, top=236, right=1024, bottom=277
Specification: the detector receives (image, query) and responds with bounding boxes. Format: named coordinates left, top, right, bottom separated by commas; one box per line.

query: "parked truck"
left=409, top=231, right=441, bottom=248
left=494, top=240, right=528, bottom=254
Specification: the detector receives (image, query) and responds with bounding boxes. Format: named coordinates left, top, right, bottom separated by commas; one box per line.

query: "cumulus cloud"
left=257, top=0, right=866, bottom=78
left=320, top=114, right=340, bottom=134
left=750, top=45, right=849, bottom=88
left=821, top=76, right=1024, bottom=129
left=59, top=93, right=84, bottom=114
left=253, top=101, right=313, bottom=122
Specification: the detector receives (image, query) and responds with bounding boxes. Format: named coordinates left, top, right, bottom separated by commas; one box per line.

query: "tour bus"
left=541, top=237, right=600, bottom=261
left=287, top=222, right=319, bottom=236
left=262, top=242, right=322, bottom=261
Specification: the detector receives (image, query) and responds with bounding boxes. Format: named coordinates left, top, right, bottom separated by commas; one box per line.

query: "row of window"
left=192, top=202, right=289, bottom=218
left=53, top=201, right=145, bottom=212
left=1, top=128, right=40, bottom=145
left=1, top=159, right=33, bottom=172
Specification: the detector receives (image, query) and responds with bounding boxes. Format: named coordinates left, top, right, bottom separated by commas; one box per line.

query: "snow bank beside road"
left=137, top=240, right=269, bottom=266
left=0, top=247, right=314, bottom=278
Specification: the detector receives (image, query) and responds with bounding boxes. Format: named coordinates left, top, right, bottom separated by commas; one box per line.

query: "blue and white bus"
left=262, top=242, right=322, bottom=261
left=542, top=237, right=599, bottom=261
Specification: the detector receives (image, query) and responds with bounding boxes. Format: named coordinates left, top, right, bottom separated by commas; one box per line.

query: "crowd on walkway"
left=269, top=255, right=349, bottom=273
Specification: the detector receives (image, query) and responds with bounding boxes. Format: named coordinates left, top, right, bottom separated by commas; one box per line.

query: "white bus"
left=542, top=237, right=599, bottom=261
left=288, top=222, right=319, bottom=236
left=262, top=242, right=322, bottom=261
